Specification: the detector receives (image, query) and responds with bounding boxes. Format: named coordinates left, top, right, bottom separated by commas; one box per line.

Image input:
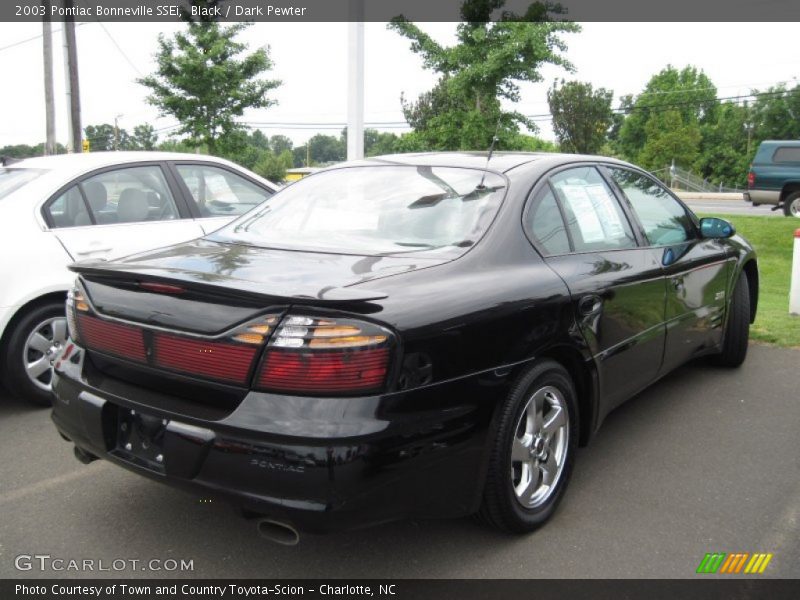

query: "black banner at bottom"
left=3, top=579, right=799, bottom=600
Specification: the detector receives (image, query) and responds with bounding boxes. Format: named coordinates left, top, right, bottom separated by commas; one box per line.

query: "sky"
left=0, top=21, right=798, bottom=149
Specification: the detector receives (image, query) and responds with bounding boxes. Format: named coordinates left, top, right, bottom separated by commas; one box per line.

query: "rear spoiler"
left=69, top=261, right=388, bottom=304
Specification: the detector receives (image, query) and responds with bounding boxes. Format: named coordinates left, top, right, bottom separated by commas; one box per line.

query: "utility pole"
left=42, top=0, right=56, bottom=155
left=346, top=0, right=365, bottom=161
left=62, top=0, right=82, bottom=153
left=114, top=114, right=123, bottom=151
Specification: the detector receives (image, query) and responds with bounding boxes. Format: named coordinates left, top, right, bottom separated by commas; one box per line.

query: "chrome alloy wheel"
left=789, top=196, right=800, bottom=217
left=510, top=385, right=569, bottom=508
left=23, top=316, right=68, bottom=392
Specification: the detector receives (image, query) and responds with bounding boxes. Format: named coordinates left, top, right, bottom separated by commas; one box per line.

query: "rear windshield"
left=0, top=168, right=46, bottom=200
left=209, top=166, right=507, bottom=256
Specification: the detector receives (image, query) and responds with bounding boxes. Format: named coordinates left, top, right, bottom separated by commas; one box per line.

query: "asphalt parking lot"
left=0, top=344, right=798, bottom=579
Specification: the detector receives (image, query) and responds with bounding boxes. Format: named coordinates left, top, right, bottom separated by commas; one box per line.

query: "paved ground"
left=0, top=344, right=798, bottom=579
left=683, top=197, right=780, bottom=217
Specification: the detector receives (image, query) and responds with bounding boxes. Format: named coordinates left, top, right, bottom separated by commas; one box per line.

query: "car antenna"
left=477, top=117, right=502, bottom=189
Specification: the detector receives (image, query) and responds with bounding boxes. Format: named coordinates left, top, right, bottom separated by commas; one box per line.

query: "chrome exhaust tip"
left=255, top=518, right=300, bottom=545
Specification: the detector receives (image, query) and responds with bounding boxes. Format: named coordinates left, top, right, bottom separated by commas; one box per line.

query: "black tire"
left=478, top=360, right=578, bottom=533
left=710, top=272, right=750, bottom=368
left=783, top=191, right=800, bottom=218
left=3, top=301, right=67, bottom=407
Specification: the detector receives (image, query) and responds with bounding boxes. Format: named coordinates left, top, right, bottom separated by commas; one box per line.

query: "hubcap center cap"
left=531, top=436, right=547, bottom=458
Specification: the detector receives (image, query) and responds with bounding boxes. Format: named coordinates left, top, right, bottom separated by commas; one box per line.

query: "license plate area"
left=112, top=407, right=167, bottom=473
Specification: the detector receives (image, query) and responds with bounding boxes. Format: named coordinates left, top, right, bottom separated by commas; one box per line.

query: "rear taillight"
left=152, top=334, right=259, bottom=384
left=747, top=171, right=755, bottom=188
left=65, top=287, right=81, bottom=342
left=68, top=279, right=280, bottom=385
left=76, top=314, right=147, bottom=362
left=256, top=315, right=393, bottom=395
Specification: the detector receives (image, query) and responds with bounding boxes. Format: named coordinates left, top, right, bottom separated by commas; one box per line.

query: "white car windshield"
left=209, top=166, right=507, bottom=256
left=0, top=168, right=47, bottom=201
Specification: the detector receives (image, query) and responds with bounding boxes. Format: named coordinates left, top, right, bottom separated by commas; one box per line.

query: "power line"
left=78, top=0, right=144, bottom=77
left=0, top=22, right=88, bottom=53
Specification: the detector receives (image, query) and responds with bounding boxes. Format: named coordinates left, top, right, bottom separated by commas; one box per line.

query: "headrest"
left=83, top=181, right=107, bottom=212
left=117, top=188, right=150, bottom=222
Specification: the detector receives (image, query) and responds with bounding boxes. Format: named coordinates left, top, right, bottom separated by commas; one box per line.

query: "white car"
left=0, top=151, right=277, bottom=405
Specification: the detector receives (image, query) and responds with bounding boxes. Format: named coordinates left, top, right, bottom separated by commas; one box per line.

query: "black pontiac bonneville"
left=51, top=152, right=758, bottom=541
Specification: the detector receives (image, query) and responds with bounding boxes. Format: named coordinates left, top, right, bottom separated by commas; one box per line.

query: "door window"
left=548, top=166, right=637, bottom=253
left=46, top=165, right=181, bottom=228
left=608, top=168, right=696, bottom=246
left=175, top=165, right=272, bottom=217
left=82, top=165, right=179, bottom=224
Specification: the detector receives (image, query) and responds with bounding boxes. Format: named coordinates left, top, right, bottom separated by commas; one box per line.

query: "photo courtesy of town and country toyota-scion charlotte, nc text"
left=14, top=584, right=396, bottom=597
left=14, top=2, right=308, bottom=18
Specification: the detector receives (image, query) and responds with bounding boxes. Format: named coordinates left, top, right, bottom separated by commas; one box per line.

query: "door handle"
left=577, top=295, right=603, bottom=316
left=75, top=246, right=112, bottom=256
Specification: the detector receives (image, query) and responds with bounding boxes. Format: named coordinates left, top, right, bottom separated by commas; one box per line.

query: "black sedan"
left=51, top=152, right=758, bottom=541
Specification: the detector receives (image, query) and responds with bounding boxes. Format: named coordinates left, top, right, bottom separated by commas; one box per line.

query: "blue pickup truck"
left=746, top=140, right=800, bottom=217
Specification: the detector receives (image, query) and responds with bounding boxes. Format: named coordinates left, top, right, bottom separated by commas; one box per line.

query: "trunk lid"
left=71, top=239, right=447, bottom=334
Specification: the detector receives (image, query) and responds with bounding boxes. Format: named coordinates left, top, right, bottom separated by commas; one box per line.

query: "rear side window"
left=46, top=186, right=91, bottom=228
left=548, top=166, right=637, bottom=253
left=773, top=147, right=800, bottom=163
left=608, top=168, right=696, bottom=246
left=175, top=164, right=272, bottom=217
left=0, top=168, right=46, bottom=201
left=525, top=186, right=570, bottom=256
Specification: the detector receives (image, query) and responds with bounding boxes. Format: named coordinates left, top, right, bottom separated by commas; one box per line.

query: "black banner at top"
left=4, top=0, right=800, bottom=22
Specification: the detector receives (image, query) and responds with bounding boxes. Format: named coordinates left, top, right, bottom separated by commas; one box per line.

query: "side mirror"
left=699, top=217, right=735, bottom=239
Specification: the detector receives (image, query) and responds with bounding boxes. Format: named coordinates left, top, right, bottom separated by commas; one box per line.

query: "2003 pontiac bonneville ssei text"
left=50, top=152, right=758, bottom=542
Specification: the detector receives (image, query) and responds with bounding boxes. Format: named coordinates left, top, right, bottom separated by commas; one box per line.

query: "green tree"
left=269, top=134, right=293, bottom=154
left=157, top=138, right=198, bottom=154
left=365, top=130, right=403, bottom=156
left=84, top=123, right=129, bottom=151
left=616, top=65, right=717, bottom=170
left=138, top=22, right=280, bottom=154
left=390, top=0, right=578, bottom=150
left=249, top=129, right=271, bottom=151
left=129, top=124, right=158, bottom=150
left=547, top=80, right=613, bottom=154
left=750, top=84, right=800, bottom=143
left=637, top=109, right=702, bottom=172
left=697, top=102, right=750, bottom=188
left=0, top=142, right=66, bottom=158
left=292, top=144, right=309, bottom=167
left=307, top=134, right=345, bottom=164
left=253, top=149, right=293, bottom=183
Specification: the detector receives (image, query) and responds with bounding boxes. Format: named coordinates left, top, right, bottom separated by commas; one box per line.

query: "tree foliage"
left=696, top=102, right=750, bottom=188
left=616, top=65, right=717, bottom=171
left=83, top=123, right=159, bottom=151
left=749, top=84, right=800, bottom=141
left=138, top=22, right=280, bottom=154
left=83, top=124, right=127, bottom=151
left=253, top=149, right=293, bottom=183
left=0, top=142, right=66, bottom=159
left=131, top=124, right=158, bottom=150
left=390, top=0, right=578, bottom=150
left=547, top=80, right=613, bottom=154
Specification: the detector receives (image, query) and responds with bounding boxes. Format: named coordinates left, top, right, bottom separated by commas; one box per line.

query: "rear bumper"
left=51, top=347, right=501, bottom=533
left=748, top=189, right=780, bottom=205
